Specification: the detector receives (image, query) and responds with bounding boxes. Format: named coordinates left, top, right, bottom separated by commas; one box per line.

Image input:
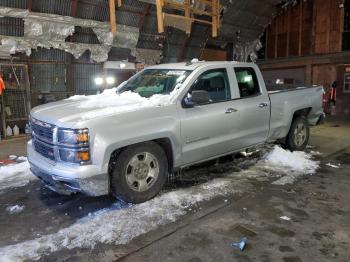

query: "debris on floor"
left=231, top=237, right=248, bottom=251
left=6, top=205, right=25, bottom=214
left=233, top=224, right=257, bottom=237
left=326, top=163, right=340, bottom=168
left=280, top=216, right=291, bottom=221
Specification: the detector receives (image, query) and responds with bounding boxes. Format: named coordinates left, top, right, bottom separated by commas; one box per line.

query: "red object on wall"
left=0, top=75, right=5, bottom=95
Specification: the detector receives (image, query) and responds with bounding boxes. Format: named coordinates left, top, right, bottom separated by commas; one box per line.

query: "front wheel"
left=285, top=116, right=310, bottom=151
left=110, top=142, right=168, bottom=203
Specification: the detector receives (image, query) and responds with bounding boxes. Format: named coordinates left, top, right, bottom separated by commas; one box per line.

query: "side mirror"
left=191, top=90, right=210, bottom=104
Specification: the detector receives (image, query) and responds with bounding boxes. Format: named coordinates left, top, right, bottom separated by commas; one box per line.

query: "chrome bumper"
left=28, top=140, right=109, bottom=196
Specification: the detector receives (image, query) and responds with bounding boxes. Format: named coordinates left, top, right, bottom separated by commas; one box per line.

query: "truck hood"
left=30, top=90, right=173, bottom=127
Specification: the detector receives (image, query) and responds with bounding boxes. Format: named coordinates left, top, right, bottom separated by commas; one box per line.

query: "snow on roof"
left=146, top=61, right=255, bottom=71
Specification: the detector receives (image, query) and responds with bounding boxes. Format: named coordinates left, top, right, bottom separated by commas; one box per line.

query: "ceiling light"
left=106, top=76, right=116, bottom=85
left=94, top=77, right=104, bottom=86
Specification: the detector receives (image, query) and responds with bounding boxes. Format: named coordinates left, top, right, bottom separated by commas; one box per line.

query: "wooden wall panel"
left=289, top=4, right=300, bottom=56
left=267, top=25, right=276, bottom=59
left=276, top=12, right=288, bottom=58
left=301, top=0, right=313, bottom=56
left=201, top=49, right=227, bottom=61
left=264, top=0, right=342, bottom=59
left=314, top=0, right=342, bottom=54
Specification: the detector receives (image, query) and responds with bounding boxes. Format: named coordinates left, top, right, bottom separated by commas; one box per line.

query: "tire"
left=110, top=142, right=168, bottom=203
left=285, top=116, right=310, bottom=151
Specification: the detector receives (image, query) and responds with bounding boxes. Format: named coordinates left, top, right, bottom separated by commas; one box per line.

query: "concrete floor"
left=0, top=135, right=28, bottom=160
left=0, top=117, right=349, bottom=261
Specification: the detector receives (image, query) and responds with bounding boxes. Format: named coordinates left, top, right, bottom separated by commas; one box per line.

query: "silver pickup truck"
left=28, top=61, right=324, bottom=203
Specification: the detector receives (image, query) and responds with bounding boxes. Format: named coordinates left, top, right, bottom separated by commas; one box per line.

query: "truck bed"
left=267, top=85, right=324, bottom=141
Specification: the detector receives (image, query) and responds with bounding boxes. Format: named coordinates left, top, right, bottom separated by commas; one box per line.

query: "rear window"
left=234, top=67, right=261, bottom=98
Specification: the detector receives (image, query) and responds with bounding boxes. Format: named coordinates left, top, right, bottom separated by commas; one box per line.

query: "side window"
left=234, top=67, right=261, bottom=98
left=190, top=68, right=231, bottom=103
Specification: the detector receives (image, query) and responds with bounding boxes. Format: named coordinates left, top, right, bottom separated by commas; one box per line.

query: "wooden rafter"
left=109, top=0, right=117, bottom=35
left=156, top=0, right=165, bottom=33
left=156, top=0, right=220, bottom=38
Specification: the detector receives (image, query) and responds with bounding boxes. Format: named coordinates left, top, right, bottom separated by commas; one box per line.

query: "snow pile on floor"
left=6, top=205, right=25, bottom=214
left=265, top=146, right=319, bottom=173
left=0, top=146, right=321, bottom=260
left=263, top=145, right=319, bottom=185
left=0, top=160, right=36, bottom=191
left=67, top=89, right=172, bottom=120
left=0, top=178, right=243, bottom=261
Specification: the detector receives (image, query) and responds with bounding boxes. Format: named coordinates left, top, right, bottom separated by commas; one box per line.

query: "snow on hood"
left=66, top=89, right=173, bottom=120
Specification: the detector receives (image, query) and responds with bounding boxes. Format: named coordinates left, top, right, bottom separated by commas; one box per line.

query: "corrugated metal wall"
left=0, top=17, right=24, bottom=36
left=0, top=0, right=237, bottom=99
left=72, top=63, right=103, bottom=95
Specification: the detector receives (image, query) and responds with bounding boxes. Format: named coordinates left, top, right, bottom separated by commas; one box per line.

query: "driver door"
left=179, top=68, right=241, bottom=166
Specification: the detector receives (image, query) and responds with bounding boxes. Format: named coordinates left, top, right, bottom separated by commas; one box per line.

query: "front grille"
left=33, top=139, right=55, bottom=161
left=31, top=118, right=54, bottom=143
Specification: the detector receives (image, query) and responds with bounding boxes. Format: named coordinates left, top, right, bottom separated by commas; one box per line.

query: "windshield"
left=119, top=69, right=192, bottom=97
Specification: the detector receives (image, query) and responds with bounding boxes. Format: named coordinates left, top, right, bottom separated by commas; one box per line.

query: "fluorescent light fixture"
left=94, top=77, right=104, bottom=86
left=244, top=75, right=252, bottom=82
left=276, top=79, right=284, bottom=85
left=106, top=76, right=116, bottom=85
left=120, top=63, right=126, bottom=69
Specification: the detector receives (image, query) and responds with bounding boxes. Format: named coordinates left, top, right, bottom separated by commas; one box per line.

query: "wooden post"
left=27, top=0, right=33, bottom=11
left=339, top=0, right=345, bottom=52
left=298, top=0, right=303, bottom=56
left=1, top=95, right=6, bottom=139
left=275, top=19, right=278, bottom=58
left=184, top=0, right=191, bottom=34
left=109, top=0, right=117, bottom=35
left=212, top=0, right=218, bottom=38
left=286, top=8, right=290, bottom=57
left=156, top=0, right=164, bottom=33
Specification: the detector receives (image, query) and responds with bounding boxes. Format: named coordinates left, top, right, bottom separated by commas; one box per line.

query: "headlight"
left=57, top=128, right=89, bottom=146
left=59, top=149, right=90, bottom=164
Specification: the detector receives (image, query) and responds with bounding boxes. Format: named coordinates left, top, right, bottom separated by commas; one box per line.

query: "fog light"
left=59, top=149, right=90, bottom=164
left=78, top=151, right=90, bottom=162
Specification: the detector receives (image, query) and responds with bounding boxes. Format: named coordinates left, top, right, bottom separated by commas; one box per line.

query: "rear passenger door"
left=230, top=66, right=270, bottom=147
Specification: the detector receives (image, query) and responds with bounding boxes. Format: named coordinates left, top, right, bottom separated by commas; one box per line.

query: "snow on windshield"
left=66, top=89, right=174, bottom=120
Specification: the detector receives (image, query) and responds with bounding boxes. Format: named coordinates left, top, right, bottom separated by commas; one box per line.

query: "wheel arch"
left=292, top=107, right=312, bottom=121
left=279, top=107, right=312, bottom=145
left=107, top=138, right=175, bottom=176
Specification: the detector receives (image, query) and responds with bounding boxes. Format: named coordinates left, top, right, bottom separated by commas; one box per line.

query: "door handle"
left=258, top=103, right=269, bottom=108
left=225, top=108, right=238, bottom=114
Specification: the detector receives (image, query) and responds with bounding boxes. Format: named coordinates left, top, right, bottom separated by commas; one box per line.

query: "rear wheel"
left=285, top=116, right=310, bottom=151
left=110, top=142, right=168, bottom=203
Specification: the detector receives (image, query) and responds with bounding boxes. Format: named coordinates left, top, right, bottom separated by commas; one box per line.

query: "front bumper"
left=27, top=140, right=109, bottom=196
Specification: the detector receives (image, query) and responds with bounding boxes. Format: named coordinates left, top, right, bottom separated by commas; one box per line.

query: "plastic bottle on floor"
left=25, top=123, right=30, bottom=134
left=13, top=125, right=19, bottom=136
left=6, top=126, right=13, bottom=137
